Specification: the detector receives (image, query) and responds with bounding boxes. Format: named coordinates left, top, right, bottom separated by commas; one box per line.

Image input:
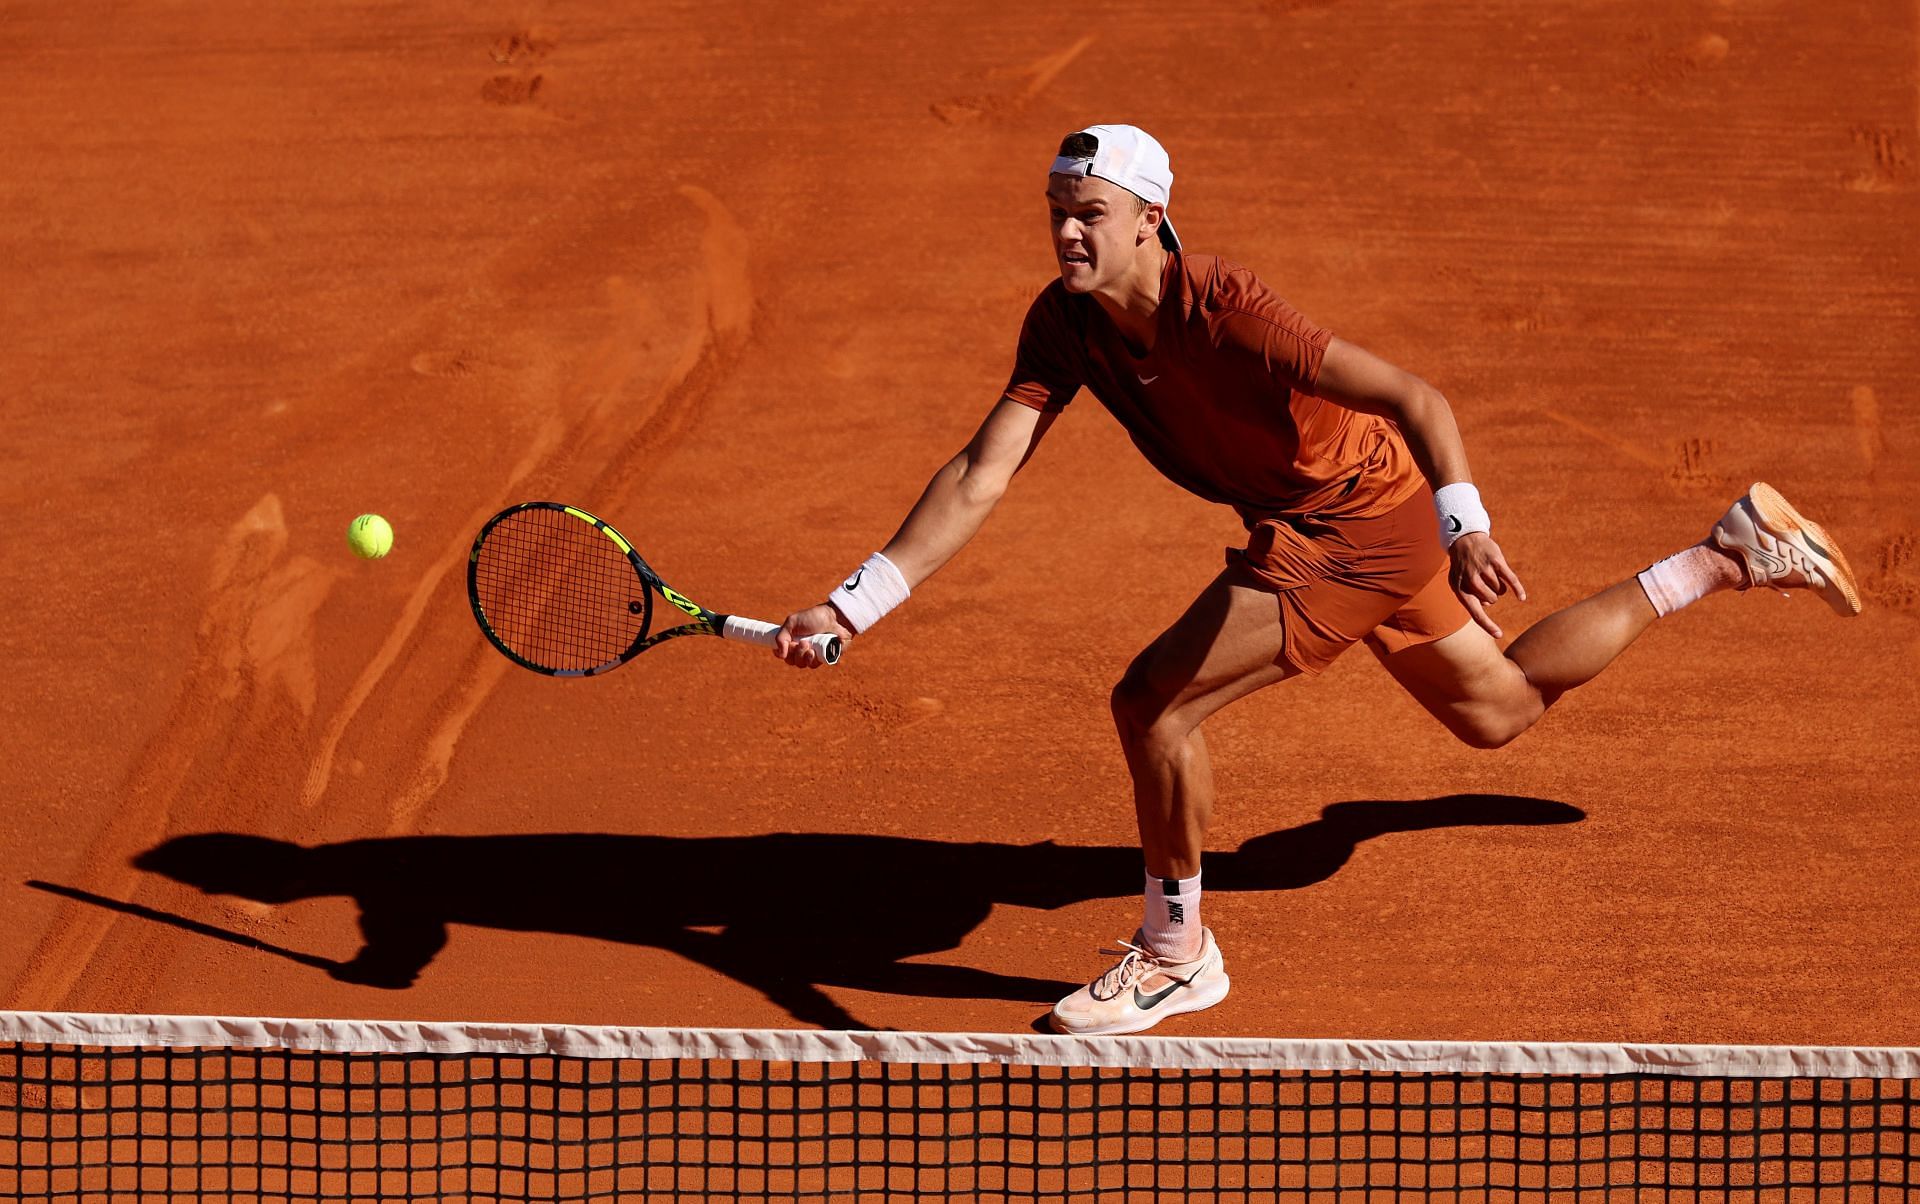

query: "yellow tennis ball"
left=347, top=513, right=394, bottom=559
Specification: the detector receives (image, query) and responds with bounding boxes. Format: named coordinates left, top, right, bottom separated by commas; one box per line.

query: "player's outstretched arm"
left=774, top=398, right=1057, bottom=667
left=1314, top=337, right=1527, bottom=638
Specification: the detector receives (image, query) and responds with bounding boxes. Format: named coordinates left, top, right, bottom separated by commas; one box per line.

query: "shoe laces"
left=1089, top=938, right=1160, bottom=1002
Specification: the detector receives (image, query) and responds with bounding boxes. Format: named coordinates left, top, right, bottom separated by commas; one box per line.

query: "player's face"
left=1046, top=174, right=1155, bottom=293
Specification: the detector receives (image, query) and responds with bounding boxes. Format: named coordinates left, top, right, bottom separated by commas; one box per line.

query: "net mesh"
left=3, top=1016, right=1917, bottom=1203
left=469, top=506, right=649, bottom=675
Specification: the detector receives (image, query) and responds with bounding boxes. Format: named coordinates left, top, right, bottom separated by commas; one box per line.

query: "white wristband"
left=828, top=552, right=911, bottom=635
left=1434, top=482, right=1490, bottom=548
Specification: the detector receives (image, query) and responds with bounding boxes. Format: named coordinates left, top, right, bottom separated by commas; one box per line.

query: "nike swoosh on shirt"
left=1137, top=374, right=1158, bottom=385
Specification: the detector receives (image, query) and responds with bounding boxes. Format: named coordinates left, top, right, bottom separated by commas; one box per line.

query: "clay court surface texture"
left=5, top=1, right=1919, bottom=1048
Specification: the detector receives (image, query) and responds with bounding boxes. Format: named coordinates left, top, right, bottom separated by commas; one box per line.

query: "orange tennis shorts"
left=1228, top=488, right=1473, bottom=675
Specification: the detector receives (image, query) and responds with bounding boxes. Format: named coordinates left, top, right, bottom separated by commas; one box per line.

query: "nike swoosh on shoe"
left=1133, top=977, right=1189, bottom=1010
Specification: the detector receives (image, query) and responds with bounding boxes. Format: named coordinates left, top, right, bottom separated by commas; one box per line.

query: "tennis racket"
left=467, top=501, right=840, bottom=677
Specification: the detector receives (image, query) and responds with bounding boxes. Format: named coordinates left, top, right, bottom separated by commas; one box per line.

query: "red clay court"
left=6, top=0, right=1919, bottom=1051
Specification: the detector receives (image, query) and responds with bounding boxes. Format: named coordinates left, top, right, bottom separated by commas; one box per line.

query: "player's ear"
left=1140, top=203, right=1165, bottom=247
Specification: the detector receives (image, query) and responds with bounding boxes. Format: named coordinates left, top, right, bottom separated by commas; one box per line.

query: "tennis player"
left=775, top=124, right=1861, bottom=1035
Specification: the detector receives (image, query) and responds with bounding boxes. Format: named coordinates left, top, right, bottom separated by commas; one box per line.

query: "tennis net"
left=2, top=1011, right=1916, bottom=1202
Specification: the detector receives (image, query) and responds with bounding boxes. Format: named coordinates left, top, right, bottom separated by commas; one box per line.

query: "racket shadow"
left=122, top=793, right=1580, bottom=1029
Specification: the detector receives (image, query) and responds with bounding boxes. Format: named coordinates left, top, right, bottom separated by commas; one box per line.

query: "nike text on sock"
left=1143, top=870, right=1202, bottom=961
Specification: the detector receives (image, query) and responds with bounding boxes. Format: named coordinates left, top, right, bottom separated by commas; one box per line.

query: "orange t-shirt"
left=1002, top=253, right=1424, bottom=523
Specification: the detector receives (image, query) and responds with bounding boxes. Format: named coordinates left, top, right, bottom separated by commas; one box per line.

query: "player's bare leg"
left=1110, top=568, right=1302, bottom=882
left=1373, top=576, right=1673, bottom=747
left=1379, top=483, right=1860, bottom=745
left=1051, top=570, right=1296, bottom=1035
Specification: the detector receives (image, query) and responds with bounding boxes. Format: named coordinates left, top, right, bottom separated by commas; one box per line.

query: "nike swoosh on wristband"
left=843, top=567, right=866, bottom=592
left=1447, top=515, right=1463, bottom=534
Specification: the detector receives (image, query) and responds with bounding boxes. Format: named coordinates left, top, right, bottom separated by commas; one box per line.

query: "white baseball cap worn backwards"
left=1049, top=124, right=1181, bottom=252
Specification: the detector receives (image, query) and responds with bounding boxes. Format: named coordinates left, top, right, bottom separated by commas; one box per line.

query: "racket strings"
left=472, top=508, right=649, bottom=673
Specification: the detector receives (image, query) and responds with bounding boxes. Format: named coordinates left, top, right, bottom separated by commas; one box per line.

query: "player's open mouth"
left=1062, top=252, right=1090, bottom=265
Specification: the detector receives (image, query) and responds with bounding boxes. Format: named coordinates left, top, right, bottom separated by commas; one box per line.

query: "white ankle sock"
left=1636, top=543, right=1745, bottom=617
left=1142, top=870, right=1202, bottom=961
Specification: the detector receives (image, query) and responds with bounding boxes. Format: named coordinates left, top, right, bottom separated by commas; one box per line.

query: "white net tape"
left=3, top=1011, right=1916, bottom=1079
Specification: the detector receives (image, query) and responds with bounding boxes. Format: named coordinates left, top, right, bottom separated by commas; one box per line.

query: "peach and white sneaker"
left=1049, top=928, right=1230, bottom=1036
left=1711, top=482, right=1862, bottom=616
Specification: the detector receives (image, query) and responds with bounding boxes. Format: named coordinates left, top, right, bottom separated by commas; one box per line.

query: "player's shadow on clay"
left=42, top=793, right=1580, bottom=1029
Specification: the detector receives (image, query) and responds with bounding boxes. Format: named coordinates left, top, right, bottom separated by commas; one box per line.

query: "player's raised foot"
left=1711, top=482, right=1862, bottom=617
left=1049, top=928, right=1229, bottom=1036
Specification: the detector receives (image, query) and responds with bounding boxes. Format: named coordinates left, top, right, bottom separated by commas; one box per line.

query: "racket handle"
left=719, top=615, right=842, bottom=665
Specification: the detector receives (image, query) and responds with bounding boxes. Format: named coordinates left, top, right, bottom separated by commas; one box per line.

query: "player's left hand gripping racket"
left=467, top=501, right=840, bottom=677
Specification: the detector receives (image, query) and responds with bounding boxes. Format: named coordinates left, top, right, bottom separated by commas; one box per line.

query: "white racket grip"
left=720, top=615, right=842, bottom=665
